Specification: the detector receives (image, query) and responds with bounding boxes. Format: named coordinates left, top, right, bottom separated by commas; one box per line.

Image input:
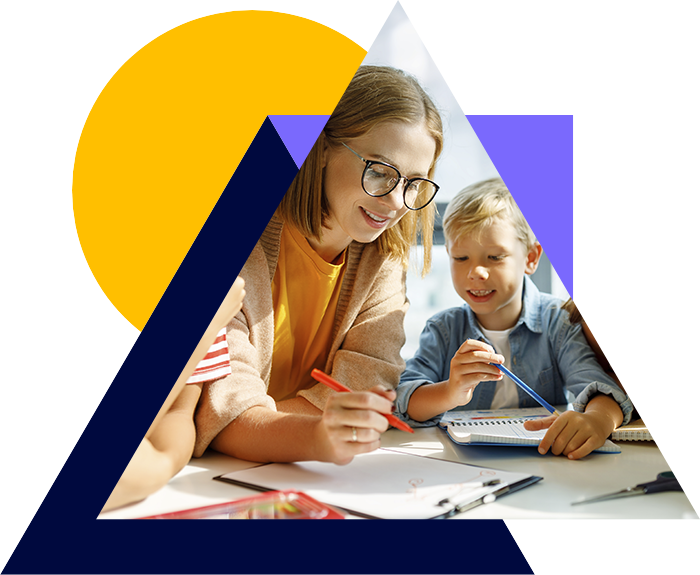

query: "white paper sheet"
left=217, top=448, right=536, bottom=519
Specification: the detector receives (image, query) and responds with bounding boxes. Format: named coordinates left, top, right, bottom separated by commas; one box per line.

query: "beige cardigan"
left=193, top=216, right=409, bottom=456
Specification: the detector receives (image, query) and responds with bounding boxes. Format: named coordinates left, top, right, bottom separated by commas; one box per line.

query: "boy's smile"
left=465, top=289, right=496, bottom=303
left=447, top=217, right=542, bottom=331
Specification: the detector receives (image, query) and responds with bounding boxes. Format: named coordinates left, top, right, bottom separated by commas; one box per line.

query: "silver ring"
left=351, top=427, right=358, bottom=443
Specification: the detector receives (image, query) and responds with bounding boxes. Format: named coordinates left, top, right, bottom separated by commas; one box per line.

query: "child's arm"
left=406, top=339, right=504, bottom=422
left=523, top=309, right=631, bottom=459
left=524, top=394, right=623, bottom=459
left=144, top=276, right=246, bottom=439
left=102, top=277, right=246, bottom=511
left=102, top=384, right=202, bottom=511
left=562, top=298, right=623, bottom=390
left=580, top=320, right=625, bottom=390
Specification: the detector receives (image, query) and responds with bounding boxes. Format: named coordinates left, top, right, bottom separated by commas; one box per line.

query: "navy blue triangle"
left=467, top=115, right=573, bottom=297
left=4, top=116, right=531, bottom=575
left=4, top=117, right=296, bottom=573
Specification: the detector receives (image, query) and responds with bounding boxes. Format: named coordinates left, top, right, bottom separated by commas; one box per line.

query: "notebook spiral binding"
left=451, top=419, right=530, bottom=426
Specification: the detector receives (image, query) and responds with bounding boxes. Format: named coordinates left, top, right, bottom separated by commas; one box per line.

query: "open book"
left=439, top=408, right=621, bottom=453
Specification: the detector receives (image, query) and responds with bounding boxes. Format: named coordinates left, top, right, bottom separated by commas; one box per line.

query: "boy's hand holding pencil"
left=447, top=339, right=505, bottom=407
left=404, top=339, right=505, bottom=423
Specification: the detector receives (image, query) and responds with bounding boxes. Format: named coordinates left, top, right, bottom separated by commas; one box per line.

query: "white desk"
left=383, top=428, right=695, bottom=519
left=100, top=427, right=696, bottom=520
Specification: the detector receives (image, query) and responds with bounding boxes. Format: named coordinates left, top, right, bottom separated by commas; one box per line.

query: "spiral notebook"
left=611, top=418, right=653, bottom=441
left=439, top=408, right=621, bottom=453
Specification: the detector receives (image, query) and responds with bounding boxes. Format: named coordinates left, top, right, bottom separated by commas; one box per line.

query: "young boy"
left=396, top=179, right=633, bottom=459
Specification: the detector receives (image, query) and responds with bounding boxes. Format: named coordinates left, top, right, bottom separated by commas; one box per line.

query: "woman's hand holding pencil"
left=311, top=369, right=413, bottom=465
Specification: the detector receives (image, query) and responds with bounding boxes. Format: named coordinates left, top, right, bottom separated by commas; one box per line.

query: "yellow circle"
left=73, top=11, right=365, bottom=330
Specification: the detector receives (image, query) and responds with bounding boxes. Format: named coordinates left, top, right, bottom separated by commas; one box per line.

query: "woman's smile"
left=360, top=206, right=393, bottom=228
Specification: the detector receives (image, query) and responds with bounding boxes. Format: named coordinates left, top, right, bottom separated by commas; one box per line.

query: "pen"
left=310, top=369, right=414, bottom=433
left=437, top=479, right=503, bottom=507
left=437, top=484, right=510, bottom=519
left=457, top=484, right=510, bottom=514
left=494, top=364, right=561, bottom=417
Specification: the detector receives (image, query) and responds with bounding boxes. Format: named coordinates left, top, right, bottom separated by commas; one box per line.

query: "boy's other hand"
left=447, top=339, right=505, bottom=407
left=524, top=410, right=612, bottom=460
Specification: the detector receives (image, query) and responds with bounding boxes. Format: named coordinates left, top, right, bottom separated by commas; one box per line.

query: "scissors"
left=571, top=471, right=682, bottom=506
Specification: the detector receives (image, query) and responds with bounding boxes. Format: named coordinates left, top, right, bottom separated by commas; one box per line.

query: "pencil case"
left=139, top=489, right=345, bottom=519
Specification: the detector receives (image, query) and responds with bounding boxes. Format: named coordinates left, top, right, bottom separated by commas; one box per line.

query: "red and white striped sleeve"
left=186, top=327, right=232, bottom=384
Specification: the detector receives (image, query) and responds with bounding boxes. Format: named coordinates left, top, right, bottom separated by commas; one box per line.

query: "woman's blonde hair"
left=277, top=65, right=444, bottom=276
left=442, top=178, right=536, bottom=249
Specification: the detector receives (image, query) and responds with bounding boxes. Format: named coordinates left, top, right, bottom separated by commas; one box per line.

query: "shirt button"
left=513, top=357, right=517, bottom=365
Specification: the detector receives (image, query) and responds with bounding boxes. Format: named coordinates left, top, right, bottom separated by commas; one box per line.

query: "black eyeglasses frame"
left=341, top=142, right=439, bottom=211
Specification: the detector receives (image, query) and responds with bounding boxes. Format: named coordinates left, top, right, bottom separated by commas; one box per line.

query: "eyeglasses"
left=341, top=142, right=439, bottom=211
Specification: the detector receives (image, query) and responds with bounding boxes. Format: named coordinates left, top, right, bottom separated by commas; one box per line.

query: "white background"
left=1, top=2, right=698, bottom=574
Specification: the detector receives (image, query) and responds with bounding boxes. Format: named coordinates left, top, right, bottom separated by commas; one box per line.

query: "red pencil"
left=310, top=369, right=414, bottom=434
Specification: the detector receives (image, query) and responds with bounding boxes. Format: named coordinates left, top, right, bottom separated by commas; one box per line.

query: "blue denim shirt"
left=396, top=276, right=634, bottom=427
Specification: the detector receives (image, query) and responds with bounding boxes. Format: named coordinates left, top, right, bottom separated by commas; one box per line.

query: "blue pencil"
left=494, top=364, right=561, bottom=416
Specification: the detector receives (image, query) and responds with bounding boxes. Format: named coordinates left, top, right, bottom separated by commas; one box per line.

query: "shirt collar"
left=518, top=275, right=543, bottom=334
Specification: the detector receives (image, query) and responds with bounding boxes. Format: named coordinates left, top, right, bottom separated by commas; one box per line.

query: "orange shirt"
left=268, top=224, right=346, bottom=401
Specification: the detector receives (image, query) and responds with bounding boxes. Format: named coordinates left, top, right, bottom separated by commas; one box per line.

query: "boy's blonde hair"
left=277, top=65, right=444, bottom=276
left=442, top=178, right=536, bottom=249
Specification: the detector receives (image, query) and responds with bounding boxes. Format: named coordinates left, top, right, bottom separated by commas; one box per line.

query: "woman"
left=194, top=65, right=444, bottom=465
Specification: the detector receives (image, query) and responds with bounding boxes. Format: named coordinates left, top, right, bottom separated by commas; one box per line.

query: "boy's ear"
left=524, top=242, right=543, bottom=275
